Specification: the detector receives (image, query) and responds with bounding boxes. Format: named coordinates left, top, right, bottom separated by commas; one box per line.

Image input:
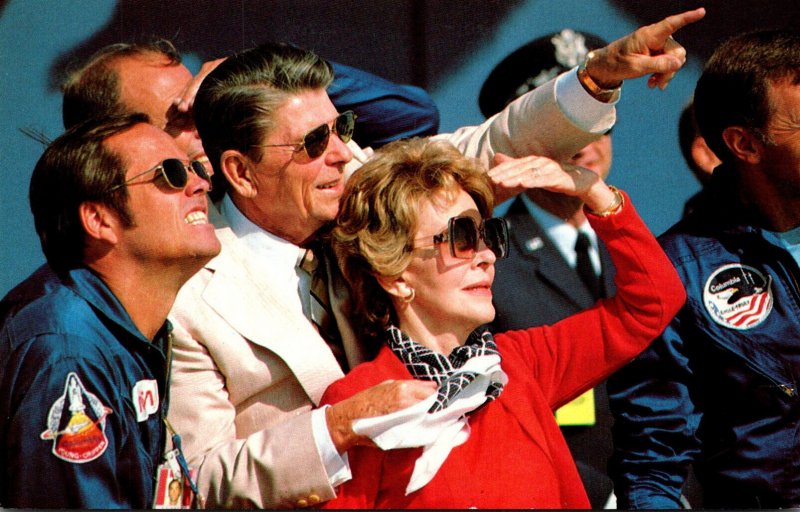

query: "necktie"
left=575, top=231, right=601, bottom=300
left=299, top=245, right=349, bottom=371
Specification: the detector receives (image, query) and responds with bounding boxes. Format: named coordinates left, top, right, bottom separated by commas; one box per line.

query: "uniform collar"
left=64, top=266, right=165, bottom=346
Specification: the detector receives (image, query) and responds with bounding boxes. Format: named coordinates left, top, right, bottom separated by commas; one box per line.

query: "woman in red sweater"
left=321, top=138, right=685, bottom=509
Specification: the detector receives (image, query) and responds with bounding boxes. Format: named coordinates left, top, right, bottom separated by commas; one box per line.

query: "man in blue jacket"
left=0, top=113, right=220, bottom=508
left=608, top=29, right=800, bottom=509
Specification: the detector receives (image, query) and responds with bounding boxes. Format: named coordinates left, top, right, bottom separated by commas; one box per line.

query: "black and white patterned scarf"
left=386, top=325, right=505, bottom=412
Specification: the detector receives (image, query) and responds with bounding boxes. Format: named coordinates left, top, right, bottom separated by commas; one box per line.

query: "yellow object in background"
left=555, top=388, right=596, bottom=426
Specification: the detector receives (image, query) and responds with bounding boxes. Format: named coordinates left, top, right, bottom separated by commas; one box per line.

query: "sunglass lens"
left=191, top=160, right=211, bottom=183
left=161, top=159, right=188, bottom=189
left=303, top=124, right=331, bottom=159
left=335, top=111, right=356, bottom=144
left=451, top=217, right=478, bottom=258
left=483, top=218, right=509, bottom=259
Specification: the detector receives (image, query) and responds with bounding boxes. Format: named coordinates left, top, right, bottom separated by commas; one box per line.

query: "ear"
left=79, top=201, right=120, bottom=245
left=375, top=273, right=412, bottom=302
left=690, top=136, right=721, bottom=176
left=722, top=126, right=763, bottom=165
left=221, top=149, right=258, bottom=198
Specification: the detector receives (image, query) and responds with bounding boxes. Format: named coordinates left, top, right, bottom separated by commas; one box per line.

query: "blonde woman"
left=321, top=138, right=685, bottom=509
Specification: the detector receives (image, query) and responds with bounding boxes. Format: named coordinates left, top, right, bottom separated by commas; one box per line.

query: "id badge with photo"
left=153, top=448, right=202, bottom=509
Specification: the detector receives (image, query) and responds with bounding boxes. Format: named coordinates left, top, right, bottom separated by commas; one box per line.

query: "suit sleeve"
left=167, top=276, right=336, bottom=509
left=328, top=61, right=440, bottom=148
left=606, top=308, right=701, bottom=509
left=433, top=70, right=616, bottom=166
left=499, top=193, right=686, bottom=411
left=319, top=374, right=384, bottom=509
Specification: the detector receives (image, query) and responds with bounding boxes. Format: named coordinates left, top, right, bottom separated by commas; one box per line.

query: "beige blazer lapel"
left=203, top=228, right=344, bottom=405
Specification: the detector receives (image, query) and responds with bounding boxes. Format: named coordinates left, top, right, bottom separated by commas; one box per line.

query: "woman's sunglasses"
left=421, top=216, right=509, bottom=259
left=257, top=110, right=357, bottom=159
left=108, top=158, right=211, bottom=192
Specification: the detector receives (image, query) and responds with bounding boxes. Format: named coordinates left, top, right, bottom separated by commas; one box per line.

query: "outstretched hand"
left=586, top=7, right=706, bottom=90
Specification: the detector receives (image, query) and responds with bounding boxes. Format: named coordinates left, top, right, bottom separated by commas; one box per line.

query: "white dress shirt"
left=520, top=193, right=602, bottom=275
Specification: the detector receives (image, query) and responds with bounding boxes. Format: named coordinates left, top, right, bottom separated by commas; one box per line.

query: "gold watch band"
left=577, top=51, right=621, bottom=103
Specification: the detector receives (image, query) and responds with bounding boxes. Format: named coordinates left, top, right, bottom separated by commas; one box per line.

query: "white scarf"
left=352, top=328, right=508, bottom=494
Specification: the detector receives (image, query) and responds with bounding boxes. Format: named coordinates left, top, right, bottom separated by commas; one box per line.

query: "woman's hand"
left=488, top=152, right=617, bottom=213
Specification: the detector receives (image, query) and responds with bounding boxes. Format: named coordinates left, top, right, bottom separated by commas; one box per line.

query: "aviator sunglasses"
left=258, top=110, right=357, bottom=159
left=420, top=215, right=509, bottom=260
left=108, top=158, right=211, bottom=192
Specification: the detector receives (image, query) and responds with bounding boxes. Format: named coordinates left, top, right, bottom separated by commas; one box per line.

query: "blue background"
left=1, top=0, right=798, bottom=295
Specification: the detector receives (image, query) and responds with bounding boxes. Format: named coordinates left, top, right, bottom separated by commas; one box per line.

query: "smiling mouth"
left=317, top=178, right=341, bottom=190
left=184, top=211, right=208, bottom=225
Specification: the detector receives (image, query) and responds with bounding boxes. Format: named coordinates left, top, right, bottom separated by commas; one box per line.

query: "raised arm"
left=436, top=8, right=705, bottom=169
left=328, top=61, right=440, bottom=148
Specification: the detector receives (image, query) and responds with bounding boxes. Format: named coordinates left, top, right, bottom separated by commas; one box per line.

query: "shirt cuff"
left=311, top=405, right=352, bottom=487
left=555, top=67, right=618, bottom=134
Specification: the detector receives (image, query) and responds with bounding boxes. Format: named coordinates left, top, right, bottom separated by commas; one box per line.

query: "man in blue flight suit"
left=609, top=29, right=800, bottom=509
left=0, top=113, right=220, bottom=508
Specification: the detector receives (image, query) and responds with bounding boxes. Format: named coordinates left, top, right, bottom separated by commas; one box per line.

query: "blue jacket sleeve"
left=1, top=336, right=147, bottom=508
left=328, top=61, right=439, bottom=148
left=607, top=312, right=703, bottom=509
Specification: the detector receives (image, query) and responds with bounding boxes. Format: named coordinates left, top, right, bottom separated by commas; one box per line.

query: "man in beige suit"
left=168, top=10, right=705, bottom=508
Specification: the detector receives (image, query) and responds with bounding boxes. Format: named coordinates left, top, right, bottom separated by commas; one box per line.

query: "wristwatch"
left=577, top=51, right=621, bottom=103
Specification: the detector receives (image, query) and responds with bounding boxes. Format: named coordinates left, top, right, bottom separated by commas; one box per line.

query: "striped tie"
left=299, top=245, right=349, bottom=371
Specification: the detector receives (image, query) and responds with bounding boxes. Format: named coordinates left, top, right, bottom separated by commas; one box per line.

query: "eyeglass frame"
left=415, top=215, right=509, bottom=260
left=254, top=110, right=357, bottom=159
left=107, top=158, right=211, bottom=193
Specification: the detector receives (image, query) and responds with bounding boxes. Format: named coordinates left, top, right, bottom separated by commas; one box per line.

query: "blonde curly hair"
left=332, top=137, right=494, bottom=350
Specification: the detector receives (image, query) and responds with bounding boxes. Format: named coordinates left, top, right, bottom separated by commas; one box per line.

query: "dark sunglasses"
left=423, top=216, right=509, bottom=259
left=258, top=110, right=356, bottom=159
left=108, top=158, right=211, bottom=193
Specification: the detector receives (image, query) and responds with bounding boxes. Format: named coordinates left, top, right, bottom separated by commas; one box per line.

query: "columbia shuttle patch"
left=703, top=264, right=773, bottom=330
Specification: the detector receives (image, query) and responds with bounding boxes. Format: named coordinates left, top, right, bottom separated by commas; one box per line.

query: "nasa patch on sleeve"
left=703, top=264, right=773, bottom=330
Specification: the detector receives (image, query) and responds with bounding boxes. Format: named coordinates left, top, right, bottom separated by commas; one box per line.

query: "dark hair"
left=332, top=138, right=494, bottom=346
left=193, top=41, right=334, bottom=198
left=61, top=39, right=181, bottom=129
left=29, top=113, right=146, bottom=274
left=694, top=29, right=800, bottom=163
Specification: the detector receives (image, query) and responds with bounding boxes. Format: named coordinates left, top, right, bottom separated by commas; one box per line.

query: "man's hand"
left=325, top=379, right=437, bottom=453
left=173, top=57, right=227, bottom=113
left=586, top=8, right=706, bottom=90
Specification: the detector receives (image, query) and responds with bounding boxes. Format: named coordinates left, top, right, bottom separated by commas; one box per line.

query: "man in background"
left=678, top=98, right=721, bottom=217
left=60, top=38, right=440, bottom=165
